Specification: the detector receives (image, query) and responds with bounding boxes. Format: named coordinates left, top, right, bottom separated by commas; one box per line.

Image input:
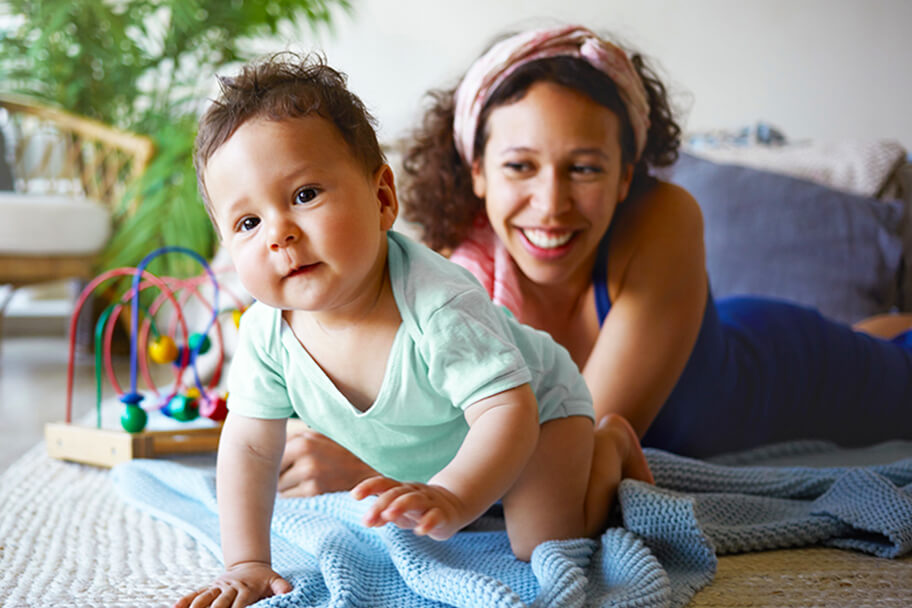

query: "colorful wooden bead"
left=188, top=332, right=211, bottom=355
left=148, top=335, right=178, bottom=364
left=165, top=394, right=199, bottom=422
left=200, top=394, right=228, bottom=422
left=121, top=404, right=148, bottom=433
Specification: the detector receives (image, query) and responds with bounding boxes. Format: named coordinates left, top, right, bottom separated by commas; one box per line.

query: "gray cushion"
left=669, top=153, right=906, bottom=324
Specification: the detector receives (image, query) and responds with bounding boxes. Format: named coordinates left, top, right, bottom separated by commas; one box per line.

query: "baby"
left=176, top=52, right=652, bottom=608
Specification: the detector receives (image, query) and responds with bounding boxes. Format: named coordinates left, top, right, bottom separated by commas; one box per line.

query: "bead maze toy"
left=46, top=246, right=247, bottom=467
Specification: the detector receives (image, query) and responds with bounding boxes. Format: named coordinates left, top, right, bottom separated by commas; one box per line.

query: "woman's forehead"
left=484, top=83, right=622, bottom=150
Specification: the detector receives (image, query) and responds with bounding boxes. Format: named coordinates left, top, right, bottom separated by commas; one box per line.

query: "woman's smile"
left=517, top=227, right=580, bottom=259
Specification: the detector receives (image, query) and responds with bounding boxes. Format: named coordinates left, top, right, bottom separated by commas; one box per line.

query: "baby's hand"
left=351, top=476, right=468, bottom=541
left=173, top=561, right=291, bottom=608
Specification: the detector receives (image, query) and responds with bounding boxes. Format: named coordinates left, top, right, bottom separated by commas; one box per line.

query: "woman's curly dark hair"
left=401, top=50, right=681, bottom=252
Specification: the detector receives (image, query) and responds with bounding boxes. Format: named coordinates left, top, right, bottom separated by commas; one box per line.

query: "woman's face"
left=472, top=81, right=633, bottom=289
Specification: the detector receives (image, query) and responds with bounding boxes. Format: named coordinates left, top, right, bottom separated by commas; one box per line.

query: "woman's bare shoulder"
left=612, top=180, right=703, bottom=256
left=633, top=180, right=701, bottom=228
left=608, top=180, right=706, bottom=296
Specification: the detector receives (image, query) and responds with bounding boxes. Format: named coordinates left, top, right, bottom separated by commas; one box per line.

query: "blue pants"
left=642, top=296, right=912, bottom=457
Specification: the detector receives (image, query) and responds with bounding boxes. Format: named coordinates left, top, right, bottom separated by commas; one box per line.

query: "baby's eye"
left=295, top=187, right=319, bottom=204
left=237, top=216, right=260, bottom=232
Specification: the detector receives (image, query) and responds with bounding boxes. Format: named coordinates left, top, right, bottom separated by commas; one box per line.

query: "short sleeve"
left=418, top=289, right=531, bottom=410
left=226, top=311, right=294, bottom=419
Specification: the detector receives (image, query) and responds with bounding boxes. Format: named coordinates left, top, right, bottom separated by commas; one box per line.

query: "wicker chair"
left=0, top=93, right=154, bottom=329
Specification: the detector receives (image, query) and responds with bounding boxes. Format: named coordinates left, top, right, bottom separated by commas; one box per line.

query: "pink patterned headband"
left=453, top=25, right=651, bottom=166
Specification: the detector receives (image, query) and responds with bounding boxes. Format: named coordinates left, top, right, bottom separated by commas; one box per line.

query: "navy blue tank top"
left=590, top=230, right=912, bottom=457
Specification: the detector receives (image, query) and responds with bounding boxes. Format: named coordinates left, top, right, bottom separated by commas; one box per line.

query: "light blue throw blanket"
left=112, top=441, right=912, bottom=608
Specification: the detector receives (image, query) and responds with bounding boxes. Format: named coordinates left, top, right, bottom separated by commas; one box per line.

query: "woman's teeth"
left=522, top=228, right=574, bottom=249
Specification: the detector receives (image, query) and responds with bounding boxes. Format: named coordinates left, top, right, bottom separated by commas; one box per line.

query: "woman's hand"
left=351, top=476, right=470, bottom=541
left=173, top=562, right=291, bottom=608
left=593, top=413, right=654, bottom=486
left=278, top=430, right=377, bottom=497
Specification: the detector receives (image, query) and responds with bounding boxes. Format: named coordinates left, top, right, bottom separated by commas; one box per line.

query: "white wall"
left=271, top=0, right=912, bottom=150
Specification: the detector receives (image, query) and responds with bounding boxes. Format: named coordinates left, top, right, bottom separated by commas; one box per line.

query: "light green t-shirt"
left=227, top=231, right=592, bottom=482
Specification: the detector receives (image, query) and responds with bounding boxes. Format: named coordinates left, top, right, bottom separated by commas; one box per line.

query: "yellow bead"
left=232, top=309, right=243, bottom=329
left=148, top=335, right=178, bottom=364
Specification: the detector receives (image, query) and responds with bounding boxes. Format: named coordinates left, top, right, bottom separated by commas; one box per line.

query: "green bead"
left=188, top=333, right=211, bottom=355
left=121, top=405, right=148, bottom=433
left=167, top=394, right=199, bottom=422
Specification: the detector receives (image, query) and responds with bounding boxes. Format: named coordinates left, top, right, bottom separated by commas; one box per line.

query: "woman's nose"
left=268, top=216, right=300, bottom=251
left=529, top=170, right=570, bottom=215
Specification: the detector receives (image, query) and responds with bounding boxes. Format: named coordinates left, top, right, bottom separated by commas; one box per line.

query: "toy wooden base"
left=45, top=421, right=223, bottom=468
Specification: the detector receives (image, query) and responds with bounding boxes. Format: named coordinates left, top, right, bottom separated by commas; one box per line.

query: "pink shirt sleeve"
left=448, top=221, right=525, bottom=322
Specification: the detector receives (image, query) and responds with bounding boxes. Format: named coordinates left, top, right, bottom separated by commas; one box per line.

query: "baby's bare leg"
left=501, top=414, right=652, bottom=561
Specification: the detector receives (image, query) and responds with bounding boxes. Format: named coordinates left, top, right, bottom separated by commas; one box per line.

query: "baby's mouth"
left=285, top=262, right=320, bottom=278
left=519, top=228, right=576, bottom=249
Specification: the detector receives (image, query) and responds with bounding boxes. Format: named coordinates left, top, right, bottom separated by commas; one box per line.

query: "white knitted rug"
left=0, top=444, right=221, bottom=608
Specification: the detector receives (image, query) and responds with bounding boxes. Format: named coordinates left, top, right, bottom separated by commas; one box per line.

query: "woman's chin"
left=509, top=240, right=598, bottom=289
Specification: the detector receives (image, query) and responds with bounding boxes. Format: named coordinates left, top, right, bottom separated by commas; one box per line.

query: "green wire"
left=94, top=305, right=116, bottom=429
left=92, top=301, right=161, bottom=429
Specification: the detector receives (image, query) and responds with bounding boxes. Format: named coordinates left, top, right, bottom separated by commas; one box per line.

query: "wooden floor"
left=1, top=335, right=81, bottom=471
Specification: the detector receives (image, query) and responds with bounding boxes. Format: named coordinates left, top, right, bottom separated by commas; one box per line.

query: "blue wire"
left=129, top=247, right=221, bottom=399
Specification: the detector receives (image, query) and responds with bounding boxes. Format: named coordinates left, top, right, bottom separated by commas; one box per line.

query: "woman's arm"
left=351, top=384, right=540, bottom=539
left=584, top=182, right=708, bottom=436
left=278, top=428, right=377, bottom=497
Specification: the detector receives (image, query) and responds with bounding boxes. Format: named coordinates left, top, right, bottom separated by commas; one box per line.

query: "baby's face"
left=204, top=115, right=397, bottom=313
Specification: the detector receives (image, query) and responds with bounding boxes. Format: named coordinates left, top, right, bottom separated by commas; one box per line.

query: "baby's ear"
left=374, top=164, right=399, bottom=230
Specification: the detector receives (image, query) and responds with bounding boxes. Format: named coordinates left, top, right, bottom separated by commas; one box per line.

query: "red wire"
left=66, top=269, right=187, bottom=423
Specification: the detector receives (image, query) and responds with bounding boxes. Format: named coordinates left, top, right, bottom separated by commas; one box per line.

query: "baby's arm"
left=351, top=384, right=539, bottom=539
left=174, top=413, right=291, bottom=608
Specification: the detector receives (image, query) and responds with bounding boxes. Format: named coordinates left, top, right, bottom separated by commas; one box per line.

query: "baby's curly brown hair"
left=401, top=51, right=681, bottom=252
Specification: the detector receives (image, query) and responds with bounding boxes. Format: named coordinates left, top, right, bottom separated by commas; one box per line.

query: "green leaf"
left=2, top=0, right=350, bottom=277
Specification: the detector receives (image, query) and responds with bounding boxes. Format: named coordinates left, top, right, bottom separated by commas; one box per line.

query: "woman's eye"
left=295, top=187, right=319, bottom=204
left=237, top=217, right=260, bottom=232
left=503, top=161, right=531, bottom=173
left=570, top=164, right=603, bottom=175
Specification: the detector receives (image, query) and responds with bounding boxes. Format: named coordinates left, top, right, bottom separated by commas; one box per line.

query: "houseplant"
left=0, top=0, right=350, bottom=278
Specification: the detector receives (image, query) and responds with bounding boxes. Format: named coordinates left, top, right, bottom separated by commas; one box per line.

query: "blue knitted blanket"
left=111, top=441, right=912, bottom=608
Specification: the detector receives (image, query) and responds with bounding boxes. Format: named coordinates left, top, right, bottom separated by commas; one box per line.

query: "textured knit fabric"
left=112, top=440, right=912, bottom=608
left=229, top=231, right=592, bottom=482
